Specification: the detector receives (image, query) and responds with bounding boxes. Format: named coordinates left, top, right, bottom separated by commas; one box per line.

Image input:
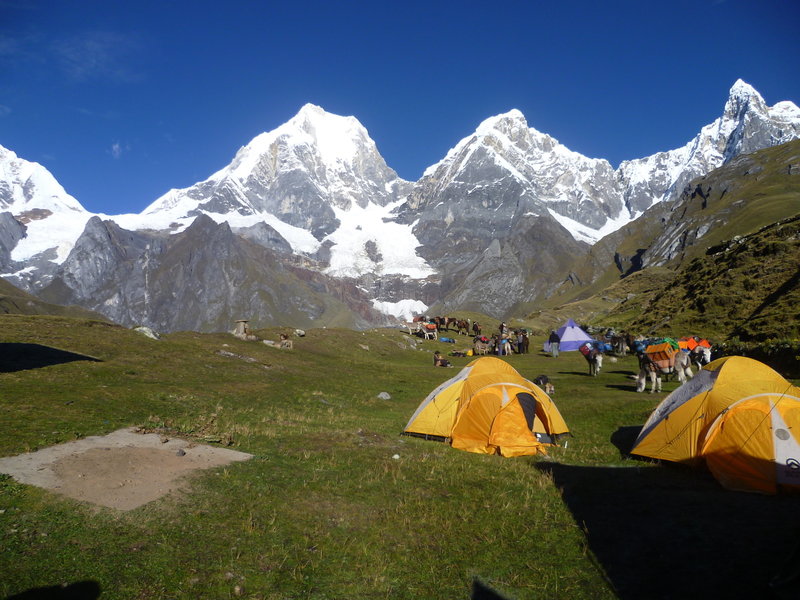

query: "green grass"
left=1, top=316, right=798, bottom=599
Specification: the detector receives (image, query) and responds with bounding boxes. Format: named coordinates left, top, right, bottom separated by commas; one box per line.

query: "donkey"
left=636, top=352, right=662, bottom=393
left=691, top=345, right=712, bottom=370
left=583, top=347, right=603, bottom=376
left=672, top=351, right=694, bottom=384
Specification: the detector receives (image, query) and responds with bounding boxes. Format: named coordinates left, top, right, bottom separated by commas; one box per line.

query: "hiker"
left=433, top=351, right=451, bottom=367
left=515, top=331, right=525, bottom=354
left=548, top=330, right=561, bottom=357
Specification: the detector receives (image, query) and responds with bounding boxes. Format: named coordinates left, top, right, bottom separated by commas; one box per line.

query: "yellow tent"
left=403, top=357, right=569, bottom=457
left=631, top=356, right=800, bottom=494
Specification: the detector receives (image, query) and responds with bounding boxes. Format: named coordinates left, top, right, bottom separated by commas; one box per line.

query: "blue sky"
left=1, top=0, right=798, bottom=214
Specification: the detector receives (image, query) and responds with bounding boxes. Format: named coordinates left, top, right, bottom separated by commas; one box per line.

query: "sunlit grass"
left=0, top=315, right=684, bottom=599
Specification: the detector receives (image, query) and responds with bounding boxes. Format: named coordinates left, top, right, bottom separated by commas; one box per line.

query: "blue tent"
left=543, top=319, right=593, bottom=352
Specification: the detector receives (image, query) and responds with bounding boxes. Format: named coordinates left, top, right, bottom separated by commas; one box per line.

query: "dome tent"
left=543, top=319, right=593, bottom=352
left=403, top=357, right=569, bottom=457
left=631, top=356, right=800, bottom=494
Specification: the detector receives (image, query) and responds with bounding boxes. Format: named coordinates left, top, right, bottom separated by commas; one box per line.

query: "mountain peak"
left=297, top=102, right=327, bottom=116
left=724, top=79, right=767, bottom=117
left=729, top=79, right=760, bottom=100
left=476, top=109, right=527, bottom=133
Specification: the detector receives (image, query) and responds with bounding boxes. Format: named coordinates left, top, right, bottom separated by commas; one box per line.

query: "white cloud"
left=110, top=141, right=130, bottom=159
left=51, top=31, right=146, bottom=83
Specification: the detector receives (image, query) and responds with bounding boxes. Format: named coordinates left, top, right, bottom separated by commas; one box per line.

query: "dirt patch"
left=0, top=428, right=252, bottom=511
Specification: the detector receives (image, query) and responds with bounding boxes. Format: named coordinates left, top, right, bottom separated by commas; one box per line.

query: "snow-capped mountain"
left=1, top=80, right=798, bottom=330
left=117, top=103, right=429, bottom=280
left=399, top=108, right=626, bottom=253
left=618, top=79, right=800, bottom=216
left=140, top=103, right=409, bottom=235
left=405, top=79, right=800, bottom=248
left=0, top=145, right=91, bottom=265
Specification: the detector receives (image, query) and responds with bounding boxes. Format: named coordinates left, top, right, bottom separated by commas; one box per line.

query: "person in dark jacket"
left=548, top=330, right=561, bottom=358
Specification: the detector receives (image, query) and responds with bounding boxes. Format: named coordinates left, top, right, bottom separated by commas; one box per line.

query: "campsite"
left=1, top=314, right=799, bottom=599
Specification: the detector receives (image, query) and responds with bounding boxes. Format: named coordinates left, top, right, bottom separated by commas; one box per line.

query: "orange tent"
left=403, top=357, right=569, bottom=457
left=631, top=356, right=800, bottom=494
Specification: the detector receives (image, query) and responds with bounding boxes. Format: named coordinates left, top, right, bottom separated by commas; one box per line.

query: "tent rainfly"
left=631, top=356, right=800, bottom=494
left=403, top=357, right=569, bottom=457
left=543, top=319, right=593, bottom=352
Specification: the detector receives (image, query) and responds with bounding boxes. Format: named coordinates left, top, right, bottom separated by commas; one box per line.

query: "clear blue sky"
left=1, top=0, right=798, bottom=214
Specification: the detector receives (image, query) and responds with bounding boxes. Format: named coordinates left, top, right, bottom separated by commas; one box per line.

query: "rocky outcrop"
left=37, top=214, right=390, bottom=331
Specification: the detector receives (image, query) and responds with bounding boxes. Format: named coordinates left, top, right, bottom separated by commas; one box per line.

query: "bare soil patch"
left=0, top=428, right=252, bottom=510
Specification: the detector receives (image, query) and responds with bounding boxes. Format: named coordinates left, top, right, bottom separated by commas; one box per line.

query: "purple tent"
left=543, top=319, right=592, bottom=352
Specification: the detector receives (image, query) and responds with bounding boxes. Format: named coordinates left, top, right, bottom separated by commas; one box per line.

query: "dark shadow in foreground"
left=471, top=578, right=510, bottom=599
left=0, top=343, right=102, bottom=373
left=5, top=580, right=101, bottom=599
left=536, top=459, right=800, bottom=600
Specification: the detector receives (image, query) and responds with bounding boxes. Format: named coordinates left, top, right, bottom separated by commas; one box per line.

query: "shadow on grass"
left=5, top=580, right=101, bottom=599
left=610, top=425, right=643, bottom=457
left=605, top=383, right=639, bottom=393
left=0, top=343, right=102, bottom=373
left=538, top=452, right=800, bottom=599
left=558, top=371, right=593, bottom=377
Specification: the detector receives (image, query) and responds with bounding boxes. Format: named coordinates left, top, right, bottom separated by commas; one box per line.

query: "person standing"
left=548, top=330, right=561, bottom=358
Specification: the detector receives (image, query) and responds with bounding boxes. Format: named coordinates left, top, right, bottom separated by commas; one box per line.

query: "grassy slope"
left=621, top=215, right=800, bottom=341
left=2, top=316, right=799, bottom=599
left=529, top=215, right=800, bottom=361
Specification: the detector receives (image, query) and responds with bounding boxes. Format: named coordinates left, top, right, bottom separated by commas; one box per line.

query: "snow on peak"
left=1, top=144, right=93, bottom=265
left=772, top=100, right=800, bottom=120
left=0, top=145, right=86, bottom=215
left=723, top=79, right=767, bottom=117
left=422, top=108, right=532, bottom=177
left=198, top=103, right=385, bottom=189
left=478, top=108, right=526, bottom=128
left=289, top=103, right=370, bottom=169
left=729, top=79, right=760, bottom=99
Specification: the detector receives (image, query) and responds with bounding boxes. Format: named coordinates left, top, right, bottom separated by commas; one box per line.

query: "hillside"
left=540, top=216, right=800, bottom=338
left=523, top=141, right=800, bottom=350
left=0, top=277, right=110, bottom=321
left=546, top=139, right=800, bottom=308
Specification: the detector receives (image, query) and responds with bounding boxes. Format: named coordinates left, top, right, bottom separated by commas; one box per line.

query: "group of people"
left=478, top=322, right=531, bottom=356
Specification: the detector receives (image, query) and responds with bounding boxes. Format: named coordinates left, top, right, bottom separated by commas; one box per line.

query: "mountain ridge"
left=1, top=80, right=799, bottom=331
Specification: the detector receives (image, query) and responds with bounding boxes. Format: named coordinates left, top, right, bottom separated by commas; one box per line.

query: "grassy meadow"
left=1, top=315, right=799, bottom=599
